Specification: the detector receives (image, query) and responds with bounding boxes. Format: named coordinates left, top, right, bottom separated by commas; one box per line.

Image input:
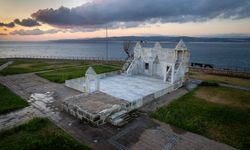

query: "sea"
left=0, top=41, right=250, bottom=71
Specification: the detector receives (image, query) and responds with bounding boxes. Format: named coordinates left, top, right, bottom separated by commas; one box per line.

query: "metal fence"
left=0, top=55, right=125, bottom=62
left=0, top=56, right=249, bottom=73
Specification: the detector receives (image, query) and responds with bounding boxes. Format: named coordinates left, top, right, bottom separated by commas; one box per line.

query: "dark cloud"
left=0, top=21, right=15, bottom=28
left=14, top=18, right=40, bottom=27
left=31, top=0, right=250, bottom=30
left=10, top=28, right=61, bottom=35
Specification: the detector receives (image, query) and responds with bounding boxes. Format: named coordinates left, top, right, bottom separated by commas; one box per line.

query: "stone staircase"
left=122, top=55, right=134, bottom=72
left=109, top=110, right=133, bottom=127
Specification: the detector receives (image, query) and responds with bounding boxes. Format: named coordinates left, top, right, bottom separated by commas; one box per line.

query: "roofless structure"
left=63, top=40, right=190, bottom=126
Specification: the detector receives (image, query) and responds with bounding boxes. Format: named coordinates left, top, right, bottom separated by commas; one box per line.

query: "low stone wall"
left=190, top=67, right=250, bottom=79
left=65, top=77, right=85, bottom=92
left=65, top=70, right=121, bottom=93
left=127, top=80, right=183, bottom=111
left=98, top=70, right=121, bottom=79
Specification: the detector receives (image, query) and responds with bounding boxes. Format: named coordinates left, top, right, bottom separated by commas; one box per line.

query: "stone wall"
left=65, top=70, right=121, bottom=93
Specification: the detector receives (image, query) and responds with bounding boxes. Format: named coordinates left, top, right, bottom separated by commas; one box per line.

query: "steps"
left=109, top=110, right=132, bottom=127
left=122, top=55, right=134, bottom=72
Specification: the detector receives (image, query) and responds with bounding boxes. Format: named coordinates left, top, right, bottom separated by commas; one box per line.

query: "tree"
left=123, top=41, right=131, bottom=58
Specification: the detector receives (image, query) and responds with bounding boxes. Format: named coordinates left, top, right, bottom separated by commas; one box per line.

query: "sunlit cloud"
left=10, top=28, right=62, bottom=35
left=0, top=33, right=8, bottom=36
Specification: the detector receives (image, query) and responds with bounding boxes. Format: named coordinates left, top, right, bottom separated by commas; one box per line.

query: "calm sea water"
left=0, top=41, right=250, bottom=71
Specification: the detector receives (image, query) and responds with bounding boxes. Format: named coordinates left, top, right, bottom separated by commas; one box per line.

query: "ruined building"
left=63, top=40, right=190, bottom=126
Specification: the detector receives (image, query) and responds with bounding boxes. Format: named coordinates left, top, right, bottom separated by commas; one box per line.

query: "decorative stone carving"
left=175, top=40, right=187, bottom=50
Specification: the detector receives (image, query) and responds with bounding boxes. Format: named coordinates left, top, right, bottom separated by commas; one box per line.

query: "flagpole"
left=106, top=25, right=108, bottom=60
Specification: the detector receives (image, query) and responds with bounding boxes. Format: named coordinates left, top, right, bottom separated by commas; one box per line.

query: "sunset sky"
left=0, top=0, right=250, bottom=41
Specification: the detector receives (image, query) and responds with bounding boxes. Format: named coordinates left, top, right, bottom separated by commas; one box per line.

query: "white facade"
left=126, top=40, right=190, bottom=84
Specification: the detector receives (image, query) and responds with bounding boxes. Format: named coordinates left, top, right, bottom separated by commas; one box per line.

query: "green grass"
left=37, top=65, right=120, bottom=83
left=0, top=61, right=84, bottom=75
left=151, top=84, right=250, bottom=149
left=0, top=60, right=7, bottom=66
left=0, top=83, right=29, bottom=114
left=0, top=117, right=91, bottom=150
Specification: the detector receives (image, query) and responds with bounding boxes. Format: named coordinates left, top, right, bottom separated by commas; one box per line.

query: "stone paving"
left=0, top=106, right=43, bottom=130
left=108, top=115, right=235, bottom=150
left=0, top=74, right=236, bottom=150
left=92, top=74, right=171, bottom=102
left=0, top=73, right=80, bottom=129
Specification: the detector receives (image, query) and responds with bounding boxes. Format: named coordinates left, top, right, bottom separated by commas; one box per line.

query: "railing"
left=126, top=58, right=137, bottom=75
left=0, top=55, right=125, bottom=62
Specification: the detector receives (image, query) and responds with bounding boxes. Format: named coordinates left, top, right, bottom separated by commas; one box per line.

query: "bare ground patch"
left=195, top=86, right=250, bottom=108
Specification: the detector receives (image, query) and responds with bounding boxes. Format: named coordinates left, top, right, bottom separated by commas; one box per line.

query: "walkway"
left=0, top=61, right=13, bottom=71
left=0, top=106, right=43, bottom=130
left=108, top=115, right=235, bottom=150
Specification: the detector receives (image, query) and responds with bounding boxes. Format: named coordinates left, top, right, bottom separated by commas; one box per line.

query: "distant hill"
left=49, top=36, right=250, bottom=43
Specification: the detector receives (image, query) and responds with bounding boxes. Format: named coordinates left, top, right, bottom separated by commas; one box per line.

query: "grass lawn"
left=189, top=70, right=250, bottom=87
left=0, top=60, right=7, bottom=66
left=0, top=117, right=91, bottom=150
left=0, top=83, right=29, bottom=114
left=37, top=65, right=120, bottom=83
left=0, top=61, right=85, bottom=76
left=151, top=83, right=250, bottom=149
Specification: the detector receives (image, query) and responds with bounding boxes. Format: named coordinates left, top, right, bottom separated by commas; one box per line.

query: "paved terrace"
left=89, top=74, right=171, bottom=102
left=0, top=74, right=235, bottom=150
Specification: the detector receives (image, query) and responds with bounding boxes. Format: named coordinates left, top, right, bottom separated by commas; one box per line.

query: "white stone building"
left=63, top=40, right=190, bottom=126
left=127, top=40, right=190, bottom=84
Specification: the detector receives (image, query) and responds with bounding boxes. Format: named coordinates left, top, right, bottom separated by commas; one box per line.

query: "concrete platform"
left=89, top=74, right=171, bottom=103
left=64, top=92, right=129, bottom=115
left=62, top=92, right=130, bottom=125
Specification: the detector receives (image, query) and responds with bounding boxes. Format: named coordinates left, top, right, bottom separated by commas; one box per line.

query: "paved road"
left=0, top=74, right=235, bottom=150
